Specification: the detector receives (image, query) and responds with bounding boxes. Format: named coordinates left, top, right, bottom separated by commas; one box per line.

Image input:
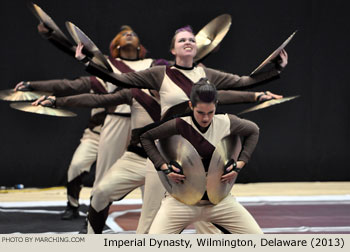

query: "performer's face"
left=171, top=31, right=197, bottom=58
left=119, top=30, right=140, bottom=49
left=191, top=102, right=216, bottom=128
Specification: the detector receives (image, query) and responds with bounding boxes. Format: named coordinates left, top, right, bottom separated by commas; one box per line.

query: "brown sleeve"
left=29, top=76, right=91, bottom=96
left=204, top=67, right=280, bottom=90
left=228, top=114, right=260, bottom=163
left=85, top=62, right=164, bottom=91
left=56, top=89, right=132, bottom=108
left=140, top=119, right=178, bottom=170
left=217, top=90, right=256, bottom=105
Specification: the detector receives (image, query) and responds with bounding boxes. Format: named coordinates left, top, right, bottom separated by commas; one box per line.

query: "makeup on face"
left=173, top=31, right=197, bottom=57
left=192, top=102, right=216, bottom=129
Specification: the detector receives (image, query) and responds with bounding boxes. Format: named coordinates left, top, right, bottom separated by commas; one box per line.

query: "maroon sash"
left=90, top=57, right=136, bottom=94
left=90, top=76, right=108, bottom=94
left=175, top=118, right=215, bottom=159
left=166, top=66, right=193, bottom=98
left=131, top=89, right=160, bottom=122
left=108, top=56, right=135, bottom=73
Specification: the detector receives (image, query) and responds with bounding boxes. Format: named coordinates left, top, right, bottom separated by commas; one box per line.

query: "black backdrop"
left=0, top=0, right=349, bottom=187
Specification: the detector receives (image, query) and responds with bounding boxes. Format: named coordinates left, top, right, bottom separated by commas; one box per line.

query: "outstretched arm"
left=32, top=89, right=132, bottom=108
left=217, top=90, right=283, bottom=105
left=205, top=50, right=288, bottom=90
left=76, top=43, right=163, bottom=90
left=14, top=77, right=92, bottom=96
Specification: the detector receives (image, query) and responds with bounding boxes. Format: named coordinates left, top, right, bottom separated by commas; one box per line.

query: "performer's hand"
left=256, top=91, right=283, bottom=102
left=160, top=163, right=185, bottom=184
left=14, top=81, right=31, bottom=91
left=278, top=49, right=288, bottom=68
left=37, top=23, right=51, bottom=36
left=32, top=96, right=45, bottom=106
left=75, top=43, right=87, bottom=61
left=236, top=161, right=245, bottom=169
left=32, top=95, right=56, bottom=107
left=168, top=165, right=186, bottom=184
left=221, top=161, right=245, bottom=183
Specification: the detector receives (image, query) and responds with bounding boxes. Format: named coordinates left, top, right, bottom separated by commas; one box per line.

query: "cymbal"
left=10, top=102, right=76, bottom=117
left=207, top=135, right=241, bottom=204
left=0, top=89, right=50, bottom=102
left=65, top=21, right=113, bottom=72
left=194, top=14, right=232, bottom=62
left=28, top=3, right=72, bottom=46
left=157, top=135, right=206, bottom=205
left=238, top=95, right=300, bottom=115
left=250, top=30, right=297, bottom=75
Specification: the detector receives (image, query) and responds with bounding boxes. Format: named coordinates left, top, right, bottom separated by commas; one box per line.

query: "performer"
left=75, top=25, right=287, bottom=233
left=15, top=79, right=108, bottom=221
left=76, top=25, right=288, bottom=118
left=140, top=80, right=262, bottom=233
left=35, top=87, right=161, bottom=233
left=15, top=25, right=153, bottom=223
left=14, top=23, right=108, bottom=220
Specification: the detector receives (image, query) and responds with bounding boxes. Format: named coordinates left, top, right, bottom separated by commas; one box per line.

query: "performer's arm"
left=217, top=90, right=283, bottom=104
left=205, top=50, right=288, bottom=90
left=221, top=114, right=260, bottom=182
left=75, top=43, right=163, bottom=90
left=228, top=114, right=260, bottom=164
left=217, top=90, right=256, bottom=104
left=14, top=77, right=92, bottom=96
left=55, top=89, right=132, bottom=108
left=34, top=89, right=132, bottom=108
left=86, top=61, right=163, bottom=90
left=140, top=119, right=185, bottom=183
left=140, top=119, right=179, bottom=170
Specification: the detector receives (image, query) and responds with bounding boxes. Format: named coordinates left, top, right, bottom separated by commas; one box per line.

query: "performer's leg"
left=207, top=194, right=263, bottom=234
left=136, top=159, right=222, bottom=234
left=149, top=196, right=198, bottom=234
left=88, top=152, right=146, bottom=233
left=80, top=115, right=130, bottom=233
left=92, top=115, right=131, bottom=194
left=136, top=159, right=166, bottom=234
left=193, top=221, right=222, bottom=234
left=63, top=128, right=99, bottom=220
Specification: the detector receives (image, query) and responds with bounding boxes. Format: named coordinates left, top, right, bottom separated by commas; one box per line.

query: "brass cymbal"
left=194, top=14, right=232, bottom=62
left=65, top=21, right=113, bottom=72
left=157, top=135, right=206, bottom=205
left=10, top=102, right=76, bottom=117
left=250, top=30, right=297, bottom=75
left=28, top=3, right=72, bottom=46
left=207, top=135, right=241, bottom=204
left=239, top=95, right=300, bottom=115
left=0, top=89, right=50, bottom=102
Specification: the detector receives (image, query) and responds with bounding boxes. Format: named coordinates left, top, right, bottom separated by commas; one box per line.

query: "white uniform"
left=141, top=114, right=262, bottom=234
left=79, top=88, right=159, bottom=234
left=90, top=58, right=154, bottom=193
